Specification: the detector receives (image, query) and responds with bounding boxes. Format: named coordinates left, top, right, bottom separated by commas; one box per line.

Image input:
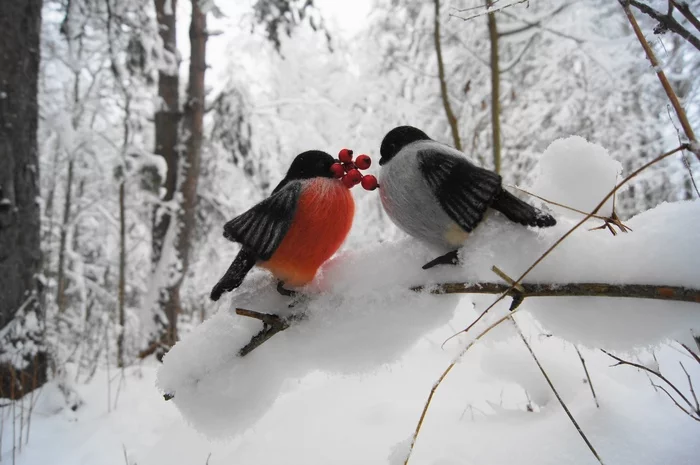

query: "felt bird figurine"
left=378, top=126, right=556, bottom=269
left=210, top=150, right=355, bottom=300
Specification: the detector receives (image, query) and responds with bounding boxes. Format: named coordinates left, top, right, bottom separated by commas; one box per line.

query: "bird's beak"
left=378, top=158, right=386, bottom=166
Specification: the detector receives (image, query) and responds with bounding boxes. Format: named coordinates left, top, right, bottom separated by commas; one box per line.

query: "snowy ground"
left=5, top=312, right=700, bottom=465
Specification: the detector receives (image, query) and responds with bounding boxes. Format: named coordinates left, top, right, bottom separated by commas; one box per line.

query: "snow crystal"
left=530, top=136, right=622, bottom=218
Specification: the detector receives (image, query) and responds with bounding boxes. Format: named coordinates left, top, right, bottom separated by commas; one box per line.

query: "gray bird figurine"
left=378, top=126, right=556, bottom=269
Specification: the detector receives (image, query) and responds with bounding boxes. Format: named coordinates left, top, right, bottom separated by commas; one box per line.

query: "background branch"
left=627, top=0, right=700, bottom=51
left=621, top=1, right=699, bottom=160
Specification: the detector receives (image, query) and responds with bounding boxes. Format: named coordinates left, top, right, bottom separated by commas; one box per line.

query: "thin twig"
left=235, top=308, right=305, bottom=357
left=403, top=144, right=687, bottom=463
left=682, top=155, right=700, bottom=197
left=452, top=0, right=529, bottom=20
left=513, top=319, right=605, bottom=464
left=456, top=144, right=688, bottom=342
left=621, top=1, right=699, bottom=160
left=653, top=383, right=700, bottom=421
left=507, top=185, right=613, bottom=222
left=679, top=361, right=699, bottom=410
left=575, top=346, right=600, bottom=408
left=670, top=0, right=700, bottom=33
left=627, top=0, right=700, bottom=51
left=602, top=350, right=700, bottom=417
left=680, top=343, right=700, bottom=365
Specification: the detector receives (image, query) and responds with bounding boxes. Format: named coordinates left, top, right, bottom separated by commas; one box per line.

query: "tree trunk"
left=148, top=0, right=207, bottom=354
left=0, top=0, right=48, bottom=398
left=117, top=181, right=126, bottom=368
left=177, top=0, right=206, bottom=288
left=56, top=159, right=73, bottom=313
left=433, top=0, right=462, bottom=151
left=151, top=0, right=180, bottom=348
left=486, top=0, right=502, bottom=173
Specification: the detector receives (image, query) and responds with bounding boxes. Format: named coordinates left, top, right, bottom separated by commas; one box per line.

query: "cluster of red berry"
left=331, top=149, right=379, bottom=191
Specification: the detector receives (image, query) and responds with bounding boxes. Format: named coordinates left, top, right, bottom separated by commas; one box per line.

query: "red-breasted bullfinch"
left=378, top=126, right=556, bottom=269
left=210, top=150, right=355, bottom=300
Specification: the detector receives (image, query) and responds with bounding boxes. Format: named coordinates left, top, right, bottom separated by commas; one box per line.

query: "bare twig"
left=458, top=144, right=688, bottom=341
left=452, top=0, right=529, bottom=21
left=602, top=349, right=700, bottom=420
left=621, top=1, right=699, bottom=160
left=575, top=346, right=600, bottom=408
left=507, top=185, right=614, bottom=222
left=434, top=0, right=462, bottom=150
left=514, top=320, right=605, bottom=464
left=402, top=144, right=688, bottom=463
left=653, top=383, right=700, bottom=421
left=487, top=0, right=502, bottom=173
left=416, top=282, right=700, bottom=302
left=682, top=155, right=700, bottom=197
left=680, top=342, right=700, bottom=365
left=679, top=361, right=699, bottom=410
left=670, top=0, right=700, bottom=33
left=627, top=0, right=700, bottom=51
left=235, top=309, right=305, bottom=357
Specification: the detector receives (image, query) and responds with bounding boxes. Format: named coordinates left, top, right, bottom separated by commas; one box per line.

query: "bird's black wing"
left=223, top=181, right=302, bottom=260
left=417, top=149, right=502, bottom=232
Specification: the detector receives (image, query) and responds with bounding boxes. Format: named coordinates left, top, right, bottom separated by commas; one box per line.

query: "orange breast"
left=259, top=178, right=354, bottom=286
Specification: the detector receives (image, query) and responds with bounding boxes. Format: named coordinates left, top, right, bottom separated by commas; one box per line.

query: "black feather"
left=223, top=181, right=302, bottom=260
left=210, top=248, right=257, bottom=301
left=418, top=150, right=502, bottom=232
left=491, top=189, right=556, bottom=228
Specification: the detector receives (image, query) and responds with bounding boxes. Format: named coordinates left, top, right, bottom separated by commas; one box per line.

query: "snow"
left=154, top=135, right=700, bottom=441
left=7, top=341, right=700, bottom=465
left=531, top=136, right=623, bottom=218
left=158, top=198, right=700, bottom=436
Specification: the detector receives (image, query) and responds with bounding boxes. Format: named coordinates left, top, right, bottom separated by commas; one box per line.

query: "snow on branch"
left=157, top=137, right=700, bottom=439
left=451, top=0, right=530, bottom=21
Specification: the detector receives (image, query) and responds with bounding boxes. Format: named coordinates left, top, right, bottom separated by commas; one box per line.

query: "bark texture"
left=151, top=0, right=181, bottom=348
left=0, top=0, right=48, bottom=398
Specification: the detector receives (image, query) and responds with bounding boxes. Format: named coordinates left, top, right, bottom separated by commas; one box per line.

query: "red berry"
left=341, top=176, right=356, bottom=189
left=355, top=154, right=371, bottom=170
left=346, top=169, right=362, bottom=185
left=361, top=174, right=379, bottom=191
left=342, top=162, right=356, bottom=172
left=338, top=148, right=354, bottom=163
left=330, top=163, right=345, bottom=178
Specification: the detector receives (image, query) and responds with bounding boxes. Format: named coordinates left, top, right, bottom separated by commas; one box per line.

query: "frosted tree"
left=147, top=0, right=330, bottom=354
left=367, top=0, right=691, bottom=217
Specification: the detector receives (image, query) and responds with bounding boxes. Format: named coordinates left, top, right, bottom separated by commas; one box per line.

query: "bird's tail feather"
left=210, top=248, right=257, bottom=301
left=491, top=189, right=556, bottom=228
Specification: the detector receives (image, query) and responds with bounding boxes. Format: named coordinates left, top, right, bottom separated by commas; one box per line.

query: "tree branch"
left=434, top=0, right=462, bottom=150
left=620, top=2, right=699, bottom=160
left=513, top=319, right=605, bottom=464
left=602, top=349, right=700, bottom=421
left=235, top=308, right=305, bottom=356
left=452, top=0, right=529, bottom=21
left=627, top=0, right=700, bottom=51
left=670, top=0, right=700, bottom=34
left=412, top=282, right=700, bottom=303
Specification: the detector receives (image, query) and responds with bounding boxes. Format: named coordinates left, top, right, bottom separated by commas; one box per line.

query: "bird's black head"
left=285, top=150, right=337, bottom=181
left=379, top=126, right=431, bottom=166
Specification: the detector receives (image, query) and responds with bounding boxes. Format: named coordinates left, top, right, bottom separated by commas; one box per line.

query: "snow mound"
left=158, top=135, right=699, bottom=438
left=157, top=239, right=461, bottom=437
left=531, top=136, right=622, bottom=218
